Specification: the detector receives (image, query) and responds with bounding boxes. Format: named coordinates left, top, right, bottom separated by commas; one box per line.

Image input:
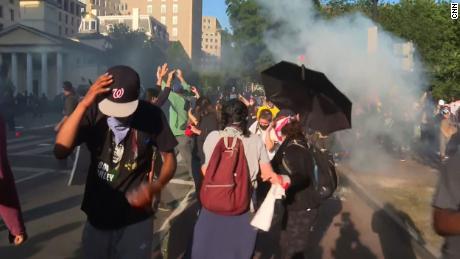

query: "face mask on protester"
left=259, top=124, right=269, bottom=131
left=107, top=117, right=132, bottom=145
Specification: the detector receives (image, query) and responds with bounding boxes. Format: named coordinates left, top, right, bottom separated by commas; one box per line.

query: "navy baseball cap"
left=98, top=65, right=140, bottom=118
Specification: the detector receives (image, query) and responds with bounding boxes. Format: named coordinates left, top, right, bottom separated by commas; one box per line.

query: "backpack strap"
left=219, top=127, right=244, bottom=149
left=223, top=135, right=238, bottom=150
left=281, top=139, right=308, bottom=175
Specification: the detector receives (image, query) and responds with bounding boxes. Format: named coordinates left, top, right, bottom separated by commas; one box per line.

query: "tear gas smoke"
left=257, top=0, right=428, bottom=170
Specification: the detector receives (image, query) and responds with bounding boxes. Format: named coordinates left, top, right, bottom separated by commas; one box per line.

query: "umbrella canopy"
left=261, top=61, right=352, bottom=134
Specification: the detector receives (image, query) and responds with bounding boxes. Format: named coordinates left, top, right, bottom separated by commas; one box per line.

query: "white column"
left=11, top=53, right=18, bottom=90
left=41, top=52, right=48, bottom=96
left=133, top=8, right=139, bottom=30
left=56, top=52, right=63, bottom=94
left=26, top=53, right=33, bottom=94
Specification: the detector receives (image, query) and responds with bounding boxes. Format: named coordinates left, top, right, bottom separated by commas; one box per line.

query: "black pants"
left=280, top=208, right=318, bottom=259
left=255, top=206, right=318, bottom=259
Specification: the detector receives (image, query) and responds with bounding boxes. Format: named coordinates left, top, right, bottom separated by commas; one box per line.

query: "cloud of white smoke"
left=257, top=0, right=428, bottom=169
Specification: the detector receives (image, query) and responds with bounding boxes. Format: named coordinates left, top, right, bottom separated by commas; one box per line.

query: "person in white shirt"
left=249, top=108, right=279, bottom=160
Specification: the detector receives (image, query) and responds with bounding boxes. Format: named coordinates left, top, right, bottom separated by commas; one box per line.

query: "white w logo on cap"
left=113, top=88, right=124, bottom=99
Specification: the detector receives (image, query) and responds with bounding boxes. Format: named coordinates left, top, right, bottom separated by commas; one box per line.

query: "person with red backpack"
left=191, top=99, right=281, bottom=259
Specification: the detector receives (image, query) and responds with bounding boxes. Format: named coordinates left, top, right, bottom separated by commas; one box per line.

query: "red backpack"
left=200, top=132, right=251, bottom=216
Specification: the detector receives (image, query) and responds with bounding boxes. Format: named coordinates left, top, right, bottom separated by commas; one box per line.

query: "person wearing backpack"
left=263, top=118, right=335, bottom=259
left=191, top=99, right=281, bottom=259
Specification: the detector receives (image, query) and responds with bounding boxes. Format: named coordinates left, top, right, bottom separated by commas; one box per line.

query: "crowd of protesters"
left=326, top=90, right=460, bottom=163
left=1, top=60, right=460, bottom=259
left=50, top=63, right=323, bottom=258
left=0, top=65, right=84, bottom=133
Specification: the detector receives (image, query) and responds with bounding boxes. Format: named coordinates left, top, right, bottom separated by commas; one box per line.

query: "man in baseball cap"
left=98, top=65, right=141, bottom=118
left=54, top=65, right=178, bottom=258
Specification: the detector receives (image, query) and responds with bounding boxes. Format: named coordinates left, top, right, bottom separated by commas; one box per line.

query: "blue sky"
left=203, top=0, right=230, bottom=30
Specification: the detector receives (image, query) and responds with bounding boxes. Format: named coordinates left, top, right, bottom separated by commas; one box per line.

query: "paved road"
left=164, top=187, right=434, bottom=259
left=0, top=128, right=193, bottom=259
left=0, top=127, right=436, bottom=259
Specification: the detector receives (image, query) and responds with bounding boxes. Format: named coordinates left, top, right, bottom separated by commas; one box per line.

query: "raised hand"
left=156, top=66, right=161, bottom=81
left=176, top=69, right=184, bottom=81
left=80, top=73, right=113, bottom=109
left=191, top=86, right=200, bottom=98
left=165, top=70, right=176, bottom=88
left=156, top=63, right=169, bottom=85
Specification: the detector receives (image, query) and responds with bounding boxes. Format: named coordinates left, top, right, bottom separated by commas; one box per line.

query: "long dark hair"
left=194, top=96, right=215, bottom=123
left=220, top=99, right=250, bottom=137
left=281, top=120, right=305, bottom=141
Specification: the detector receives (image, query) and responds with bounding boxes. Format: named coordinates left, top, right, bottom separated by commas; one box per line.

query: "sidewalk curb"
left=28, top=124, right=57, bottom=131
left=11, top=123, right=57, bottom=133
left=338, top=167, right=439, bottom=259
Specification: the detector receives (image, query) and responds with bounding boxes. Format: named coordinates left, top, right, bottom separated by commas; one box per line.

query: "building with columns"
left=0, top=24, right=106, bottom=98
left=0, top=0, right=21, bottom=31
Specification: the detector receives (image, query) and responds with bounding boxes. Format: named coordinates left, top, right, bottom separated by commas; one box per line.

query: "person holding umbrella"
left=261, top=61, right=352, bottom=135
left=271, top=117, right=317, bottom=258
left=256, top=61, right=350, bottom=257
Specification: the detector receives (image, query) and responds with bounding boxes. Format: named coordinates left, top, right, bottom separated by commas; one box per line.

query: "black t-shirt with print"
left=75, top=100, right=177, bottom=230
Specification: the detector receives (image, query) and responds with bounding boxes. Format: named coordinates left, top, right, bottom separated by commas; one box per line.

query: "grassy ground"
left=339, top=159, right=443, bottom=254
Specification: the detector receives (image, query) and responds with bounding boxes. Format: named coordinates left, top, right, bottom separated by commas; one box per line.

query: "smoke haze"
left=257, top=0, right=427, bottom=169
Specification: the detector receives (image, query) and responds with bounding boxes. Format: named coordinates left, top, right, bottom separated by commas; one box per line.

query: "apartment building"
left=20, top=0, right=85, bottom=36
left=121, top=0, right=202, bottom=64
left=97, top=8, right=168, bottom=43
left=201, top=16, right=221, bottom=69
left=84, top=0, right=122, bottom=16
left=0, top=0, right=21, bottom=31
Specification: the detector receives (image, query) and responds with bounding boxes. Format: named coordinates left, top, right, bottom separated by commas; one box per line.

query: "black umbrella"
left=261, top=61, right=352, bottom=134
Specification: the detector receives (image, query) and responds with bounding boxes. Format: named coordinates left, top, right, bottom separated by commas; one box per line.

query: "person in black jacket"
left=271, top=119, right=317, bottom=259
left=188, top=95, right=219, bottom=204
left=147, top=68, right=175, bottom=107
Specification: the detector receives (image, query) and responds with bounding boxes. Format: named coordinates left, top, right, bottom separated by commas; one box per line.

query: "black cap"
left=63, top=81, right=74, bottom=92
left=98, top=65, right=140, bottom=118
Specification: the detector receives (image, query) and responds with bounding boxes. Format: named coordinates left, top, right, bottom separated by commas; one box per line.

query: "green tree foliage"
left=225, top=0, right=459, bottom=99
left=225, top=0, right=274, bottom=79
left=376, top=0, right=460, bottom=99
left=320, top=0, right=460, bottom=99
